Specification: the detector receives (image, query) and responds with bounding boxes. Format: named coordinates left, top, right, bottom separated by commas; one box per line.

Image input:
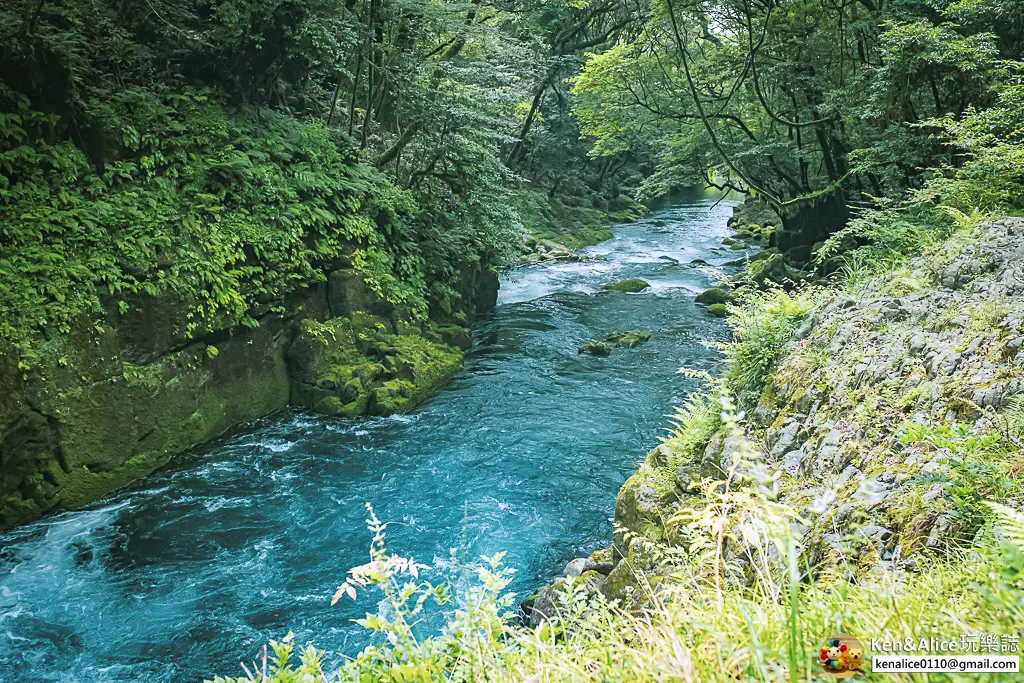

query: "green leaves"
left=0, top=89, right=429, bottom=355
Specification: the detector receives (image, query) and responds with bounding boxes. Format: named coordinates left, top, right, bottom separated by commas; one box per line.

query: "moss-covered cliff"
left=0, top=261, right=497, bottom=530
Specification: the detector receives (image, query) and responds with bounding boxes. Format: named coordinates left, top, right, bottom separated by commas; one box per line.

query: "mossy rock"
left=368, top=380, right=415, bottom=415
left=707, top=303, right=729, bottom=318
left=751, top=247, right=779, bottom=262
left=613, top=465, right=664, bottom=555
left=694, top=287, right=733, bottom=305
left=289, top=316, right=463, bottom=418
left=433, top=325, right=473, bottom=350
left=3, top=315, right=293, bottom=529
left=599, top=555, right=638, bottom=601
left=578, top=341, right=614, bottom=356
left=600, top=279, right=650, bottom=293
left=605, top=330, right=652, bottom=348
left=734, top=224, right=761, bottom=240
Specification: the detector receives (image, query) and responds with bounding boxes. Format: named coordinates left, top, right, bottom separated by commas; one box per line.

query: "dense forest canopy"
left=0, top=0, right=643, bottom=357
left=1, top=0, right=1023, bottom=355
left=573, top=0, right=1023, bottom=245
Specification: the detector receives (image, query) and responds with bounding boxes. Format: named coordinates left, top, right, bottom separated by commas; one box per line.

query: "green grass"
left=718, top=286, right=822, bottom=407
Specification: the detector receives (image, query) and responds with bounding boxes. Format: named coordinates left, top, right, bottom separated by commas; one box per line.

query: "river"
left=0, top=196, right=743, bottom=681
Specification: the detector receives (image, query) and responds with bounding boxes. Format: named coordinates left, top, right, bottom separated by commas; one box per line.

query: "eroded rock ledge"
left=0, top=263, right=497, bottom=529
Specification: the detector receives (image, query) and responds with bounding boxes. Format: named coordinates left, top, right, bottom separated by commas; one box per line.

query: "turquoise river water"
left=0, top=197, right=743, bottom=681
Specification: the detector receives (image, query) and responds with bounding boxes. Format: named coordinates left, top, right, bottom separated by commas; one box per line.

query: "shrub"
left=209, top=488, right=1024, bottom=683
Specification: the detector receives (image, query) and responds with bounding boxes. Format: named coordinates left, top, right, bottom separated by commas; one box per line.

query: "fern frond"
left=988, top=501, right=1024, bottom=552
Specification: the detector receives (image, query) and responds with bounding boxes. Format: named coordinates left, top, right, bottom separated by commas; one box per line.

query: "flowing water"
left=0, top=196, right=745, bottom=682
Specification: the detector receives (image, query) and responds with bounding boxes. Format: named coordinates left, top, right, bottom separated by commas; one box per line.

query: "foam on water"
left=0, top=196, right=741, bottom=681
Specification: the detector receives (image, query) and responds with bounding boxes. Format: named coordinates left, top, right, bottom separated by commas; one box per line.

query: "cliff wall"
left=0, top=263, right=498, bottom=529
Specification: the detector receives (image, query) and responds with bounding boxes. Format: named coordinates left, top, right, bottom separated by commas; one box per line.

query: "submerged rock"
left=578, top=341, right=614, bottom=356
left=601, top=278, right=650, bottom=293
left=707, top=303, right=728, bottom=317
left=605, top=330, right=652, bottom=348
left=578, top=331, right=652, bottom=357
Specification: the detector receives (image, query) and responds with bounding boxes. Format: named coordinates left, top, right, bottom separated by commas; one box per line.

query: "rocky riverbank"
left=0, top=262, right=497, bottom=529
left=526, top=215, right=1024, bottom=625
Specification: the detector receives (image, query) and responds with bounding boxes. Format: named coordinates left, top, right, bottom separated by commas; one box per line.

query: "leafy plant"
left=717, top=286, right=821, bottom=406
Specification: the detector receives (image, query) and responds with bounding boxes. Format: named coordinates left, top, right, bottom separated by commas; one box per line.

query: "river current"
left=0, top=196, right=743, bottom=681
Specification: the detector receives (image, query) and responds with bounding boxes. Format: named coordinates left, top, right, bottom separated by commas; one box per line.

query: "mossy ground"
left=517, top=188, right=643, bottom=250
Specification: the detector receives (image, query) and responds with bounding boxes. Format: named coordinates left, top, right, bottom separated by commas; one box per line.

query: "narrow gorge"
left=3, top=0, right=1024, bottom=679
left=0, top=198, right=744, bottom=680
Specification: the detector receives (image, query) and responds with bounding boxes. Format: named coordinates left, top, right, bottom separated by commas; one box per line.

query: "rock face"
left=0, top=264, right=495, bottom=529
left=287, top=315, right=462, bottom=417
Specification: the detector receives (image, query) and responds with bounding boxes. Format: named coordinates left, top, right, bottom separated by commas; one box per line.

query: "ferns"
left=990, top=502, right=1024, bottom=553
left=0, top=87, right=485, bottom=356
left=720, top=286, right=821, bottom=406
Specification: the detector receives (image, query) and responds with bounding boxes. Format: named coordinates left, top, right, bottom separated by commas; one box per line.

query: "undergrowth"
left=0, top=86, right=430, bottom=359
left=717, top=286, right=821, bottom=407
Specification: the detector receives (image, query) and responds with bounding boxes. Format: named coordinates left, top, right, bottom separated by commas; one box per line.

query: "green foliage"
left=212, top=483, right=1024, bottom=683
left=817, top=67, right=1024, bottom=290
left=569, top=0, right=1019, bottom=218
left=719, top=286, right=820, bottom=406
left=923, top=65, right=1024, bottom=212
left=646, top=387, right=722, bottom=494
left=901, top=420, right=1014, bottom=541
left=0, top=0, right=648, bottom=360
left=0, top=86, right=427, bottom=353
left=208, top=632, right=331, bottom=683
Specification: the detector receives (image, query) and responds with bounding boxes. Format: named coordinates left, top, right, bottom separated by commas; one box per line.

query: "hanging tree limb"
left=742, top=0, right=830, bottom=130
left=663, top=0, right=784, bottom=211
left=376, top=0, right=481, bottom=168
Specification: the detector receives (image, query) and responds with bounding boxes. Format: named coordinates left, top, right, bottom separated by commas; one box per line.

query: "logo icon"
left=819, top=633, right=865, bottom=677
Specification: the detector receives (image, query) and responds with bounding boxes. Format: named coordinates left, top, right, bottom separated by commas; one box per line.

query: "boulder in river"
left=600, top=278, right=650, bottom=293
left=578, top=331, right=652, bottom=356
left=605, top=330, right=652, bottom=348
left=694, top=287, right=734, bottom=305
left=707, top=303, right=729, bottom=318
